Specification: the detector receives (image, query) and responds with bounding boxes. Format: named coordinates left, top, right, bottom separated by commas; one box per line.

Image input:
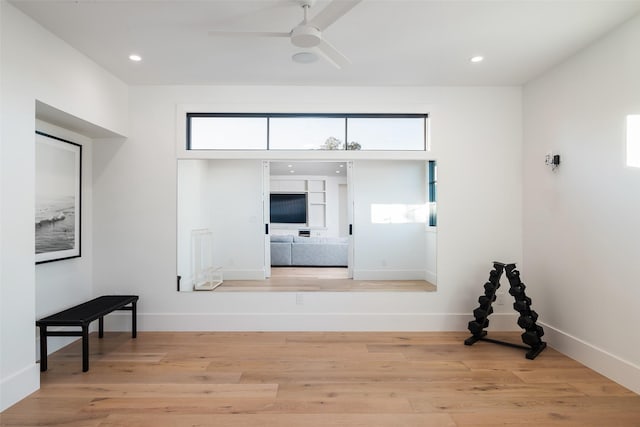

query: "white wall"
left=93, top=85, right=522, bottom=334
left=0, top=0, right=5, bottom=411
left=0, top=2, right=128, bottom=411
left=205, top=160, right=265, bottom=280
left=425, top=228, right=437, bottom=284
left=352, top=160, right=427, bottom=280
left=523, top=14, right=640, bottom=393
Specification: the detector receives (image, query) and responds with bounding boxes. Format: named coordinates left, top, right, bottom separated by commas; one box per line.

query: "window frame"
left=428, top=160, right=437, bottom=228
left=186, top=112, right=429, bottom=151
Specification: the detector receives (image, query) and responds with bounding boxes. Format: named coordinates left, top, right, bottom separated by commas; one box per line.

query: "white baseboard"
left=352, top=269, right=427, bottom=280
left=0, top=363, right=39, bottom=412
left=184, top=270, right=433, bottom=282
left=425, top=269, right=437, bottom=284
left=180, top=270, right=265, bottom=291
left=540, top=322, right=640, bottom=394
left=104, top=312, right=519, bottom=332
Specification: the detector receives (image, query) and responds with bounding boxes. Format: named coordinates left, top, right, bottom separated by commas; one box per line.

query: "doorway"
left=264, top=161, right=353, bottom=280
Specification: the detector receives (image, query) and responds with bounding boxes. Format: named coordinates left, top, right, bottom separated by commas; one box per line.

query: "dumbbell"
left=478, top=295, right=496, bottom=305
left=513, top=297, right=532, bottom=312
left=468, top=319, right=489, bottom=335
left=521, top=330, right=542, bottom=347
left=507, top=269, right=520, bottom=280
left=473, top=306, right=493, bottom=320
left=508, top=283, right=526, bottom=297
left=484, top=281, right=499, bottom=296
left=517, top=311, right=539, bottom=329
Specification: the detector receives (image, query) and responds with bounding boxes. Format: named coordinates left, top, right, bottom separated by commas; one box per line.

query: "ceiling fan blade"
left=308, top=0, right=363, bottom=31
left=315, top=39, right=350, bottom=69
left=208, top=31, right=290, bottom=38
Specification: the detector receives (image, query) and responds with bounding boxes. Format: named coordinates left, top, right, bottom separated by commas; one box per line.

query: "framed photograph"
left=35, top=131, right=82, bottom=264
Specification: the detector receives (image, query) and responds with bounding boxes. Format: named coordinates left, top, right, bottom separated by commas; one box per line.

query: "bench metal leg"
left=39, top=325, right=48, bottom=372
left=132, top=301, right=137, bottom=339
left=82, top=325, right=89, bottom=372
left=99, top=317, right=104, bottom=338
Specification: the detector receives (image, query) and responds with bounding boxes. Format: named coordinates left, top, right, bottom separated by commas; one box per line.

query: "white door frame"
left=262, top=160, right=271, bottom=278
left=346, top=161, right=354, bottom=278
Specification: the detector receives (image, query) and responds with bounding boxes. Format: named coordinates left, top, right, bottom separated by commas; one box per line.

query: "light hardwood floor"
left=2, top=331, right=639, bottom=426
left=216, top=267, right=436, bottom=292
left=271, top=267, right=351, bottom=279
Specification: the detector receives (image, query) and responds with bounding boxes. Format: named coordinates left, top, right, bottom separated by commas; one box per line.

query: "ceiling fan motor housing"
left=291, top=25, right=322, bottom=48
left=298, top=0, right=317, bottom=8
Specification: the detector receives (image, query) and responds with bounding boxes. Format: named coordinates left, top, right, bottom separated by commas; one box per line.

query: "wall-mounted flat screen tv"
left=270, top=193, right=307, bottom=224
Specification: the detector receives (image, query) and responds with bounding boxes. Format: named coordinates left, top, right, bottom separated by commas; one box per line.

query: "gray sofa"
left=270, top=235, right=348, bottom=267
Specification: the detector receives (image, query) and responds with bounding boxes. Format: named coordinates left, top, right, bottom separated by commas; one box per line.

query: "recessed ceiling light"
left=290, top=170, right=295, bottom=173
left=292, top=51, right=318, bottom=64
left=335, top=170, right=341, bottom=174
left=470, top=56, right=484, bottom=63
left=129, top=54, right=142, bottom=62
left=339, top=164, right=344, bottom=167
left=288, top=164, right=293, bottom=168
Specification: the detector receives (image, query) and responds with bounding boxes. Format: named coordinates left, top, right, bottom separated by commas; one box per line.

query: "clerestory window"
left=187, top=113, right=428, bottom=151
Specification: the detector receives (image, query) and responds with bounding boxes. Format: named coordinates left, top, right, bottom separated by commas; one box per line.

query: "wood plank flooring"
left=216, top=267, right=436, bottom=292
left=2, top=332, right=639, bottom=426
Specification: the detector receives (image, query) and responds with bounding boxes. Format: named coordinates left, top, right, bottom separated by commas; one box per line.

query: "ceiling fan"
left=208, top=0, right=363, bottom=69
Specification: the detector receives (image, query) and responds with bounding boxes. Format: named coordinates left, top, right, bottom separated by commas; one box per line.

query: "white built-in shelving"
left=307, top=179, right=326, bottom=228
left=271, top=178, right=327, bottom=229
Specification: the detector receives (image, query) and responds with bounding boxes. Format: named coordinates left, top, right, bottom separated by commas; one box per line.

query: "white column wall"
left=0, top=2, right=128, bottom=411
left=93, top=85, right=522, bottom=333
left=523, top=14, right=640, bottom=393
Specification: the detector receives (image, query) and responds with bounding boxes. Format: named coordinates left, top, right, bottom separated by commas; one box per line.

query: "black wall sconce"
left=545, top=153, right=561, bottom=171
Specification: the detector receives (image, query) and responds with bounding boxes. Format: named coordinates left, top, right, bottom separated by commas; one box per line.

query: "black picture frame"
left=35, top=131, right=82, bottom=264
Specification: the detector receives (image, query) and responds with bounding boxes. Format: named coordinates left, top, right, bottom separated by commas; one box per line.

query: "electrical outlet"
left=544, top=153, right=553, bottom=166
left=295, top=293, right=304, bottom=305
left=495, top=292, right=506, bottom=306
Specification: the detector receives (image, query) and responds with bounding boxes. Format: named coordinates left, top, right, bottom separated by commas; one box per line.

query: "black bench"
left=36, top=295, right=138, bottom=372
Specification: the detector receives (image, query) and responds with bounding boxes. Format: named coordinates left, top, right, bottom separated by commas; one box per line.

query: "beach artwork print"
left=35, top=132, right=81, bottom=263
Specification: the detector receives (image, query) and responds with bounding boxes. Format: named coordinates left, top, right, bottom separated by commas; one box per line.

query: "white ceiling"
left=270, top=161, right=347, bottom=176
left=10, top=0, right=640, bottom=86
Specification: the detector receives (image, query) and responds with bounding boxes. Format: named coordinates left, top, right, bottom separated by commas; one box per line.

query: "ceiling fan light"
left=292, top=51, right=318, bottom=64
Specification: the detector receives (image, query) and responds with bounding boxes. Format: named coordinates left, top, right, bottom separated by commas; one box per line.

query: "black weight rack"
left=464, top=262, right=546, bottom=360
